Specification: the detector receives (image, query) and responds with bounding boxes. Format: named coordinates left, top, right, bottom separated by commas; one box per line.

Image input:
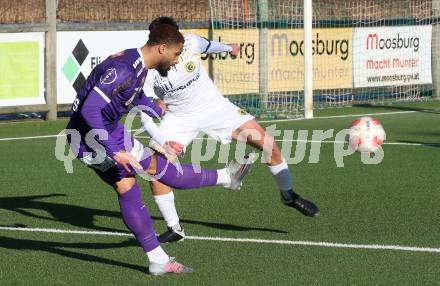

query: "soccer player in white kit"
left=143, top=17, right=320, bottom=243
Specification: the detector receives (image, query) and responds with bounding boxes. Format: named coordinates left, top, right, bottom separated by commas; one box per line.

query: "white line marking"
left=132, top=136, right=438, bottom=147
left=0, top=226, right=439, bottom=254
left=257, top=110, right=417, bottom=123
left=0, top=110, right=432, bottom=145
left=0, top=134, right=65, bottom=141
left=0, top=132, right=436, bottom=147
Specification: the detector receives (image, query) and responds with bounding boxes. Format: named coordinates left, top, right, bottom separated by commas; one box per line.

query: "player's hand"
left=164, top=141, right=184, bottom=157
left=113, top=151, right=142, bottom=172
left=156, top=100, right=167, bottom=116
left=229, top=44, right=240, bottom=56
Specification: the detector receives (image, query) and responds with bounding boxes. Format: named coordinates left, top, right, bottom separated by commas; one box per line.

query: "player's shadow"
left=0, top=194, right=288, bottom=234
left=0, top=194, right=124, bottom=232
left=353, top=103, right=440, bottom=114
left=151, top=216, right=288, bottom=234
left=0, top=235, right=146, bottom=273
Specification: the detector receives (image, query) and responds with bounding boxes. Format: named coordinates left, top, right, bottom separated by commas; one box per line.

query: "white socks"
left=267, top=159, right=293, bottom=191
left=216, top=168, right=231, bottom=187
left=153, top=192, right=180, bottom=227
left=147, top=246, right=169, bottom=264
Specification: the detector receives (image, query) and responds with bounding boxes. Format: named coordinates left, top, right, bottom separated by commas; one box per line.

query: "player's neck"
left=140, top=45, right=157, bottom=70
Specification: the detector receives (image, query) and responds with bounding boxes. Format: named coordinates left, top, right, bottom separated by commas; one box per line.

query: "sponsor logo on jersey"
left=164, top=73, right=200, bottom=96
left=184, top=61, right=196, bottom=73
left=125, top=87, right=141, bottom=106
left=112, top=77, right=132, bottom=96
left=100, top=68, right=117, bottom=85
left=133, top=57, right=142, bottom=69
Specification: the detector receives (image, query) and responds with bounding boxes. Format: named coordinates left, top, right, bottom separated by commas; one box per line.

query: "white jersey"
left=144, top=34, right=231, bottom=115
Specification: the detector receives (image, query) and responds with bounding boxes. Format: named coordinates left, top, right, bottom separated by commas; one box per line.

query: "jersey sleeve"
left=132, top=90, right=163, bottom=118
left=80, top=63, right=134, bottom=157
left=139, top=112, right=167, bottom=147
left=187, top=33, right=233, bottom=54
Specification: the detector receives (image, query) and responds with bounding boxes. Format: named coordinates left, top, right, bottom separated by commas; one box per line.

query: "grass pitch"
left=0, top=101, right=439, bottom=285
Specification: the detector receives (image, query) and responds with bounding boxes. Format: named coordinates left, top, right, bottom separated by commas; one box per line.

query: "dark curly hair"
left=148, top=16, right=179, bottom=31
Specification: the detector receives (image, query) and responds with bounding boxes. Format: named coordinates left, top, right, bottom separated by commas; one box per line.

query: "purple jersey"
left=67, top=48, right=162, bottom=157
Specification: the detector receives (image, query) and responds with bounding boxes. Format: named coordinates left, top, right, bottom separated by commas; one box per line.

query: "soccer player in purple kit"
left=66, top=24, right=255, bottom=275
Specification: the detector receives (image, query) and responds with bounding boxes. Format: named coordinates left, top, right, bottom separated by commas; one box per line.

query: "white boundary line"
left=257, top=110, right=417, bottom=123
left=0, top=226, right=439, bottom=254
left=0, top=134, right=65, bottom=141
left=1, top=110, right=437, bottom=147
left=0, top=134, right=432, bottom=146
left=132, top=136, right=438, bottom=147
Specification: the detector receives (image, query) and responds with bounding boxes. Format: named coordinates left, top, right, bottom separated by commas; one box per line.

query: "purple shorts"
left=68, top=123, right=152, bottom=186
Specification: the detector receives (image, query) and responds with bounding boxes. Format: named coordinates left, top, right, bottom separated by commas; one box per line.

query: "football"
left=348, top=117, right=386, bottom=152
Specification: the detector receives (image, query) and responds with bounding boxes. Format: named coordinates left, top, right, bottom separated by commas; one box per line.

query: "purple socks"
left=118, top=182, right=159, bottom=252
left=154, top=155, right=218, bottom=189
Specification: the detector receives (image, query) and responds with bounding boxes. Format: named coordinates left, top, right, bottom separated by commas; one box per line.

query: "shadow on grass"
left=152, top=216, right=288, bottom=234
left=0, top=194, right=123, bottom=232
left=0, top=235, right=146, bottom=273
left=0, top=194, right=287, bottom=234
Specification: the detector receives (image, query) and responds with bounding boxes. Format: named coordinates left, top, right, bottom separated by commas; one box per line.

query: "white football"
left=348, top=117, right=386, bottom=152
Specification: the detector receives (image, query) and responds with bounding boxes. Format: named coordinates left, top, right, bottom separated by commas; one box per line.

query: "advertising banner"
left=57, top=30, right=148, bottom=104
left=0, top=32, right=45, bottom=107
left=206, top=29, right=259, bottom=95
left=353, top=26, right=432, bottom=87
left=268, top=28, right=353, bottom=91
left=57, top=29, right=209, bottom=104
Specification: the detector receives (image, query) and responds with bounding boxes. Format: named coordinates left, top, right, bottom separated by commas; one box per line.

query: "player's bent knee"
left=115, top=177, right=137, bottom=195
left=150, top=180, right=172, bottom=195
left=145, top=153, right=158, bottom=175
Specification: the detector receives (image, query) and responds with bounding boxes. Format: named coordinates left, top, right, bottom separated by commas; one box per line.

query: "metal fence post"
left=45, top=0, right=57, bottom=120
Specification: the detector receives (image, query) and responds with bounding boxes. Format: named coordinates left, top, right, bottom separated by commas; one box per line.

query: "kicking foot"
left=225, top=152, right=257, bottom=191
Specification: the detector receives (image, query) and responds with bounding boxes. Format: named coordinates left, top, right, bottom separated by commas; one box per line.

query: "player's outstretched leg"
left=115, top=177, right=192, bottom=275
left=150, top=152, right=256, bottom=191
left=233, top=119, right=320, bottom=217
left=149, top=152, right=257, bottom=243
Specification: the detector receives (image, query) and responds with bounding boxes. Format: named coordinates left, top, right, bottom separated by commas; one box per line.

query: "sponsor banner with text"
left=57, top=29, right=208, bottom=104
left=268, top=28, right=352, bottom=91
left=57, top=31, right=148, bottom=104
left=353, top=25, right=432, bottom=87
left=206, top=29, right=259, bottom=95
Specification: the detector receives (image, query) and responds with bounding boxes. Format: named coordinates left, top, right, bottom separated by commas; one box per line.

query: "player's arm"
left=80, top=64, right=142, bottom=171
left=136, top=98, right=183, bottom=158
left=132, top=90, right=164, bottom=118
left=192, top=34, right=239, bottom=56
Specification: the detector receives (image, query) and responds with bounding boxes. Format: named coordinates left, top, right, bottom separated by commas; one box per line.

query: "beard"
left=157, top=62, right=170, bottom=77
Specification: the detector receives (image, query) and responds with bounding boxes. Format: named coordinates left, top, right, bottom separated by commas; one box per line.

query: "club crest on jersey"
left=238, top=109, right=248, bottom=115
left=100, top=68, right=117, bottom=85
left=184, top=61, right=196, bottom=73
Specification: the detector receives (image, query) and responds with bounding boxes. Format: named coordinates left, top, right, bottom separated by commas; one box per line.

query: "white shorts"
left=154, top=101, right=254, bottom=148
